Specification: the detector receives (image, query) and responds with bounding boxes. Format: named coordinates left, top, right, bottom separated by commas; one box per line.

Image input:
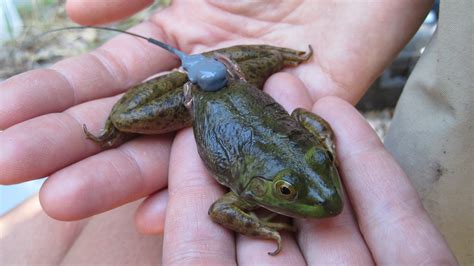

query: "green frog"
left=84, top=45, right=343, bottom=255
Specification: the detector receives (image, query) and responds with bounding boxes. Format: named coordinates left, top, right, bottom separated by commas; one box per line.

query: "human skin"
left=0, top=0, right=433, bottom=219
left=0, top=75, right=456, bottom=264
left=0, top=0, right=455, bottom=263
left=0, top=195, right=163, bottom=265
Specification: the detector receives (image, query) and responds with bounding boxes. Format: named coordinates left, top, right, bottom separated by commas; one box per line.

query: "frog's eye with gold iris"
left=273, top=180, right=297, bottom=201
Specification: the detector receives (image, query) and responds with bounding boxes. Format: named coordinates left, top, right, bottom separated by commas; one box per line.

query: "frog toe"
left=282, top=45, right=313, bottom=66
left=267, top=232, right=282, bottom=256
left=83, top=120, right=124, bottom=148
left=299, top=45, right=313, bottom=61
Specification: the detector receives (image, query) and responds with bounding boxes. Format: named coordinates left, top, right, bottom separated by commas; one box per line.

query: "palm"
left=153, top=0, right=424, bottom=103
left=0, top=1, right=452, bottom=264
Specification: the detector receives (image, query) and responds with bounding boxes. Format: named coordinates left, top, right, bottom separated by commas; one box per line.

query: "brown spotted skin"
left=110, top=71, right=190, bottom=134
left=83, top=71, right=190, bottom=147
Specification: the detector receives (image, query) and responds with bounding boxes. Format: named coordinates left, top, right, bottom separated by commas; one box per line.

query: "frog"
left=84, top=44, right=343, bottom=255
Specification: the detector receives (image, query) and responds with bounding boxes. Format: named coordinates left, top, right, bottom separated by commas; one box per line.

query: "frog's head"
left=241, top=147, right=343, bottom=218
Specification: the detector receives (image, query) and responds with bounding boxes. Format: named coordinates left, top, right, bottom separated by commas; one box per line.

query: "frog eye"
left=273, top=180, right=297, bottom=201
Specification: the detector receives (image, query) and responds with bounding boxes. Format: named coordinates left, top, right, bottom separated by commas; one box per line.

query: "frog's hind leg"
left=109, top=71, right=193, bottom=135
left=207, top=45, right=313, bottom=89
left=84, top=71, right=191, bottom=148
left=207, top=45, right=312, bottom=66
left=110, top=87, right=193, bottom=135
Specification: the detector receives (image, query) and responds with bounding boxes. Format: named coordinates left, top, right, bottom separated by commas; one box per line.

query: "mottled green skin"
left=84, top=45, right=343, bottom=255
left=194, top=82, right=342, bottom=217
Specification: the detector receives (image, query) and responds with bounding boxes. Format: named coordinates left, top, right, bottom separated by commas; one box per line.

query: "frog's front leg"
left=208, top=191, right=293, bottom=256
left=292, top=108, right=337, bottom=162
left=84, top=71, right=192, bottom=147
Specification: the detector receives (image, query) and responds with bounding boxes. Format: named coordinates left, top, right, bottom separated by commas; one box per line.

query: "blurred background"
left=0, top=0, right=438, bottom=215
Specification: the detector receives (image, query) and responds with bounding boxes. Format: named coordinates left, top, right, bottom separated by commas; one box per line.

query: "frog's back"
left=192, top=81, right=317, bottom=193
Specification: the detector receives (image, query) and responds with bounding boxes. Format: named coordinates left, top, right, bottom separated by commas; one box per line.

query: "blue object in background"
left=0, top=178, right=45, bottom=215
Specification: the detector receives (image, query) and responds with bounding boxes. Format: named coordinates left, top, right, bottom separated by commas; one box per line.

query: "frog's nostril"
left=322, top=197, right=343, bottom=216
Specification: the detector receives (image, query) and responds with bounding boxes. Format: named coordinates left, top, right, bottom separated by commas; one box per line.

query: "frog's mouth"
left=240, top=176, right=339, bottom=218
left=260, top=202, right=329, bottom=219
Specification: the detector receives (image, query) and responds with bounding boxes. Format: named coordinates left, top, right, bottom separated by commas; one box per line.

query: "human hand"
left=150, top=73, right=456, bottom=264
left=0, top=0, right=432, bottom=223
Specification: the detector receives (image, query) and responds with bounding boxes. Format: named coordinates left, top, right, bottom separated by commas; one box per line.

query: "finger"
left=313, top=97, right=456, bottom=264
left=135, top=189, right=168, bottom=234
left=294, top=116, right=373, bottom=264
left=66, top=0, right=154, bottom=25
left=263, top=72, right=313, bottom=112
left=295, top=175, right=373, bottom=264
left=0, top=70, right=73, bottom=130
left=0, top=21, right=178, bottom=129
left=162, top=129, right=235, bottom=265
left=264, top=74, right=372, bottom=264
left=296, top=204, right=374, bottom=265
left=0, top=95, right=119, bottom=185
left=39, top=134, right=171, bottom=221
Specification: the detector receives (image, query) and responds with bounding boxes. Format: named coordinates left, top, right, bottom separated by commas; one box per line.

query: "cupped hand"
left=152, top=73, right=456, bottom=264
left=0, top=0, right=431, bottom=225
